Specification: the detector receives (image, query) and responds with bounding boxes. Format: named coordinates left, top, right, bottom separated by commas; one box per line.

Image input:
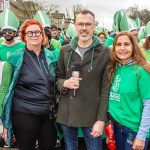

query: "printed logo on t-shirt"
left=110, top=75, right=121, bottom=102
left=112, top=75, right=121, bottom=92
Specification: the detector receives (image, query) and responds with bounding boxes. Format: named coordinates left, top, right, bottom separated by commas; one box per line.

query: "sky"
left=49, top=0, right=150, bottom=30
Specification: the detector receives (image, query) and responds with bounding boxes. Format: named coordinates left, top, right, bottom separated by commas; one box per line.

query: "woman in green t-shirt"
left=108, top=32, right=150, bottom=150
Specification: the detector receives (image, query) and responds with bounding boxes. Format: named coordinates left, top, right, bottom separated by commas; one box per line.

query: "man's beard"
left=79, top=30, right=92, bottom=42
left=4, top=36, right=14, bottom=41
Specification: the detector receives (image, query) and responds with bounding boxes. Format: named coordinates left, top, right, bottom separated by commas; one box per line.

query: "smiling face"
left=75, top=13, right=96, bottom=44
left=115, top=35, right=133, bottom=65
left=25, top=24, right=43, bottom=46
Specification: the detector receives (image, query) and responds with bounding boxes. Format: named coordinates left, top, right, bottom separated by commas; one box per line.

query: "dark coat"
left=56, top=37, right=110, bottom=127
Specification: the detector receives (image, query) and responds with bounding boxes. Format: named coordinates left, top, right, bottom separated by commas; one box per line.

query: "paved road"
left=1, top=139, right=150, bottom=150
left=0, top=138, right=107, bottom=150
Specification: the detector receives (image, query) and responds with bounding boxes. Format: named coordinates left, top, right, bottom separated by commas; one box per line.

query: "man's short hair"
left=76, top=9, right=95, bottom=21
left=50, top=25, right=58, bottom=30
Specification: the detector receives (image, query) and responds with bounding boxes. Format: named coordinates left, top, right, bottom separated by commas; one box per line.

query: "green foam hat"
left=112, top=9, right=126, bottom=32
left=66, top=23, right=77, bottom=39
left=145, top=21, right=150, bottom=37
left=135, top=18, right=141, bottom=28
left=120, top=14, right=138, bottom=32
left=0, top=9, right=19, bottom=31
left=138, top=26, right=146, bottom=40
left=95, top=26, right=105, bottom=34
left=34, top=11, right=51, bottom=27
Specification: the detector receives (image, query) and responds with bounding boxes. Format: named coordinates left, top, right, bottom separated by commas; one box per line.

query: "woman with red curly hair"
left=1, top=19, right=57, bottom=150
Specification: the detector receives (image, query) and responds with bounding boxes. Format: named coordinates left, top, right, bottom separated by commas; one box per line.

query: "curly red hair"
left=20, top=19, right=45, bottom=44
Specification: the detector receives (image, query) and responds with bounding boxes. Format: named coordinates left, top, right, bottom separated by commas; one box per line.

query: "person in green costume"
left=0, top=9, right=25, bottom=61
left=108, top=32, right=150, bottom=150
left=0, top=9, right=25, bottom=148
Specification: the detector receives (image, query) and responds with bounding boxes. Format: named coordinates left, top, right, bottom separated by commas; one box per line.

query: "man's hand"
left=132, top=138, right=145, bottom=150
left=90, top=120, right=105, bottom=138
left=2, top=128, right=8, bottom=141
left=63, top=77, right=82, bottom=89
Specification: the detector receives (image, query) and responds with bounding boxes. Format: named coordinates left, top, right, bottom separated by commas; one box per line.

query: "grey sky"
left=46, top=0, right=150, bottom=30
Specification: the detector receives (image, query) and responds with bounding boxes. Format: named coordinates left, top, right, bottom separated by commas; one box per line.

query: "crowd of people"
left=0, top=8, right=150, bottom=150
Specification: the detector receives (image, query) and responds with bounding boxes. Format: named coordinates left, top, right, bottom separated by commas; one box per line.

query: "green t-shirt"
left=108, top=64, right=150, bottom=133
left=0, top=42, right=25, bottom=61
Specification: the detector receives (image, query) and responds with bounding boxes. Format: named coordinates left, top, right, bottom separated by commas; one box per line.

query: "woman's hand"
left=132, top=138, right=145, bottom=150
left=2, top=128, right=8, bottom=141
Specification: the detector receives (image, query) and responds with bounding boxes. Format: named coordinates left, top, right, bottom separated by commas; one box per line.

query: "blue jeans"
left=114, top=123, right=149, bottom=150
left=61, top=124, right=102, bottom=150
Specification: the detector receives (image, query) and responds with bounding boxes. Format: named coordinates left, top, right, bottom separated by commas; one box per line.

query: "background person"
left=98, top=32, right=107, bottom=45
left=0, top=9, right=25, bottom=62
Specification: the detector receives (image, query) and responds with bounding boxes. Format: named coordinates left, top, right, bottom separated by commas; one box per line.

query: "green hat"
left=0, top=9, right=19, bottom=31
left=34, top=11, right=51, bottom=27
left=145, top=21, right=150, bottom=37
left=66, top=23, right=77, bottom=39
left=112, top=9, right=126, bottom=32
left=138, top=26, right=146, bottom=40
left=135, top=18, right=141, bottom=28
left=120, top=14, right=138, bottom=32
left=94, top=26, right=105, bottom=35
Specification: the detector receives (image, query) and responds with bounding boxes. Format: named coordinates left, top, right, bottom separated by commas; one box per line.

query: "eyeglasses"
left=75, top=22, right=94, bottom=29
left=2, top=29, right=14, bottom=34
left=25, top=30, right=42, bottom=37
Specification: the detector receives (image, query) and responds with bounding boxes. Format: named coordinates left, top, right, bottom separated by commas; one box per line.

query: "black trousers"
left=12, top=111, right=57, bottom=150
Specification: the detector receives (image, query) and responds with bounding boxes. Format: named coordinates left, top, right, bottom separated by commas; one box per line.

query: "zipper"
left=37, top=56, right=43, bottom=73
left=42, top=59, right=48, bottom=74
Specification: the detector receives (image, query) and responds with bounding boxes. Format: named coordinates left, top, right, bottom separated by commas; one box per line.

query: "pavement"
left=0, top=139, right=150, bottom=150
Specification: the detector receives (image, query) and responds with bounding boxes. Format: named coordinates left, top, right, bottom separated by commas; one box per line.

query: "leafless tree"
left=10, top=0, right=59, bottom=22
left=127, top=5, right=150, bottom=25
left=66, top=4, right=86, bottom=22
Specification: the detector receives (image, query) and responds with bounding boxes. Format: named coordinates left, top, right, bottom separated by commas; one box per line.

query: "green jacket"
left=1, top=48, right=57, bottom=146
left=48, top=44, right=60, bottom=60
left=56, top=35, right=110, bottom=127
left=51, top=39, right=62, bottom=50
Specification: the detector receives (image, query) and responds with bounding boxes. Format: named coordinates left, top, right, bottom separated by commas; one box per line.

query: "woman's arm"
left=136, top=99, right=150, bottom=141
left=133, top=99, right=150, bottom=150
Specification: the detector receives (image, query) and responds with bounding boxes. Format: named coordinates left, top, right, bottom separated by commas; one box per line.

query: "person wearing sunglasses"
left=0, top=19, right=57, bottom=150
left=0, top=9, right=25, bottom=62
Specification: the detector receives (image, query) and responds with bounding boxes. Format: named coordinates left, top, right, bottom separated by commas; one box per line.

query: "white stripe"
left=2, top=26, right=17, bottom=31
left=38, top=11, right=46, bottom=26
left=5, top=9, right=9, bottom=27
left=0, top=62, right=6, bottom=85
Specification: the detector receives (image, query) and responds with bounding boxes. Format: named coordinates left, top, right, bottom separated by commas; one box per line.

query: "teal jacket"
left=1, top=48, right=57, bottom=146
